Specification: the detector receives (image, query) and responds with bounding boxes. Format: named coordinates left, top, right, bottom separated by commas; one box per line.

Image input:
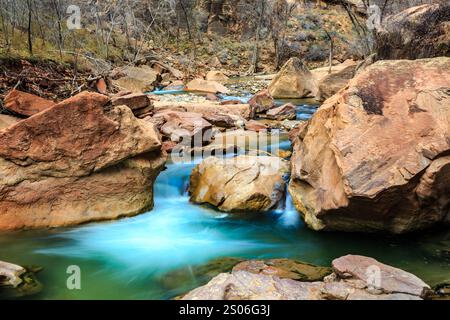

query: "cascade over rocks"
left=288, top=57, right=450, bottom=234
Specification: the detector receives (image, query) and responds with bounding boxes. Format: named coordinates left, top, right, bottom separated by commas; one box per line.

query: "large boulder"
left=189, top=156, right=290, bottom=212
left=185, top=78, right=230, bottom=94
left=315, top=63, right=358, bottom=101
left=3, top=89, right=56, bottom=117
left=0, top=91, right=166, bottom=230
left=268, top=58, right=318, bottom=99
left=332, top=255, right=430, bottom=298
left=376, top=4, right=450, bottom=60
left=248, top=90, right=275, bottom=114
left=205, top=70, right=229, bottom=82
left=182, top=255, right=430, bottom=300
left=289, top=58, right=450, bottom=233
left=112, top=65, right=158, bottom=93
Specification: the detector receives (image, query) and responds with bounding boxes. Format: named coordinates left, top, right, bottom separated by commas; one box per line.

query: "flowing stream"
left=0, top=90, right=448, bottom=300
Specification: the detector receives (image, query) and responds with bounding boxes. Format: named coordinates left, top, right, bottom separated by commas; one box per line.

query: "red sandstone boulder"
left=266, top=103, right=297, bottom=121
left=248, top=90, right=275, bottom=114
left=0, top=91, right=166, bottom=230
left=3, top=90, right=56, bottom=117
left=289, top=57, right=450, bottom=234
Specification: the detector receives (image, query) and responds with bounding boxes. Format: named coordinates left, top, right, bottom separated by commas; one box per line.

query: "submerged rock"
left=160, top=257, right=244, bottom=292
left=182, top=255, right=430, bottom=300
left=233, top=259, right=332, bottom=282
left=268, top=58, right=317, bottom=99
left=3, top=89, right=56, bottom=117
left=0, top=260, right=43, bottom=299
left=189, top=155, right=290, bottom=212
left=0, top=91, right=166, bottom=230
left=289, top=57, right=450, bottom=233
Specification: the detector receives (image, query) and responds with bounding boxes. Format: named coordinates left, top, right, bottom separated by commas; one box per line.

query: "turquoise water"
left=0, top=97, right=448, bottom=300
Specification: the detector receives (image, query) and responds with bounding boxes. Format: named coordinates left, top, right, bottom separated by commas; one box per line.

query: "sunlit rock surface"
left=0, top=91, right=166, bottom=230
left=189, top=156, right=290, bottom=212
left=182, top=255, right=430, bottom=300
left=289, top=57, right=450, bottom=233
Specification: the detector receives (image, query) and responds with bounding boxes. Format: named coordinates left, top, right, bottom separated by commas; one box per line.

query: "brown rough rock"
left=182, top=255, right=429, bottom=300
left=154, top=101, right=253, bottom=122
left=3, top=89, right=56, bottom=117
left=233, top=259, right=332, bottom=282
left=205, top=70, right=229, bottom=83
left=245, top=120, right=268, bottom=132
left=189, top=155, right=290, bottom=212
left=332, top=255, right=430, bottom=297
left=316, top=63, right=357, bottom=101
left=185, top=78, right=230, bottom=94
left=268, top=58, right=318, bottom=99
left=112, top=66, right=158, bottom=93
left=0, top=114, right=20, bottom=130
left=0, top=91, right=166, bottom=230
left=111, top=92, right=151, bottom=110
left=157, top=110, right=213, bottom=143
left=248, top=90, right=275, bottom=114
left=376, top=4, right=450, bottom=60
left=289, top=57, right=450, bottom=233
left=266, top=103, right=297, bottom=121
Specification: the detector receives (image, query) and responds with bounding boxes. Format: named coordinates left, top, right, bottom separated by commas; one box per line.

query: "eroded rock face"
left=316, top=63, right=357, bottom=101
left=289, top=57, right=450, bottom=233
left=189, top=156, right=290, bottom=212
left=0, top=91, right=166, bottom=230
left=4, top=89, right=56, bottom=117
left=268, top=58, right=317, bottom=99
left=181, top=255, right=430, bottom=300
left=376, top=4, right=450, bottom=60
